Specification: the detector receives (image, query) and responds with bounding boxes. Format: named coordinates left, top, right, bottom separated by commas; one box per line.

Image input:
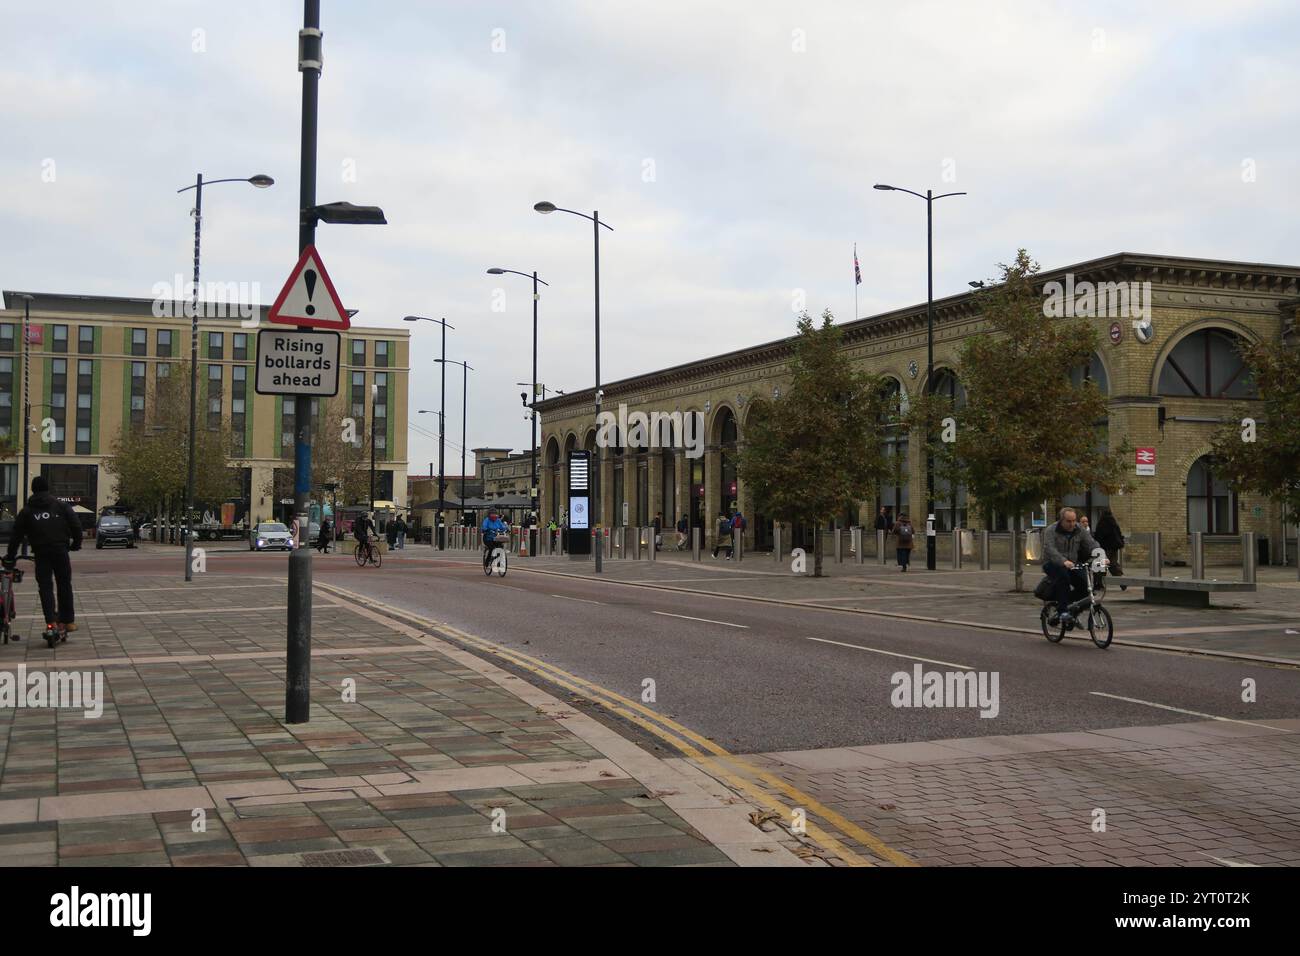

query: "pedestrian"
left=712, top=512, right=734, bottom=560
left=395, top=515, right=408, bottom=550
left=675, top=515, right=688, bottom=550
left=894, top=512, right=915, bottom=572
left=652, top=511, right=663, bottom=551
left=316, top=517, right=331, bottom=553
left=3, top=476, right=83, bottom=640
left=1094, top=507, right=1125, bottom=581
left=875, top=506, right=892, bottom=532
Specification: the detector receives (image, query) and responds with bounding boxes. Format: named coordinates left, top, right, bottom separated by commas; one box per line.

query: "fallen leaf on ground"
left=748, top=809, right=781, bottom=829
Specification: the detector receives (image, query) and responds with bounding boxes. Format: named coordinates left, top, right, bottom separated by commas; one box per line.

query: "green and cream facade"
left=535, top=253, right=1300, bottom=561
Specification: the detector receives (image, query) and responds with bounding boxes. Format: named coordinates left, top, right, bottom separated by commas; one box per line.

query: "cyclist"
left=1041, top=506, right=1106, bottom=626
left=354, top=511, right=376, bottom=561
left=481, top=509, right=509, bottom=566
left=3, top=475, right=83, bottom=640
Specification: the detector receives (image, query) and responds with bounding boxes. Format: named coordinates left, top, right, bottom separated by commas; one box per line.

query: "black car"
left=95, top=514, right=135, bottom=549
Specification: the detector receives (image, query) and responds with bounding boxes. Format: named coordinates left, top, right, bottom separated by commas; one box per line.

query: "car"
left=95, top=514, right=135, bottom=549
left=250, top=522, right=294, bottom=551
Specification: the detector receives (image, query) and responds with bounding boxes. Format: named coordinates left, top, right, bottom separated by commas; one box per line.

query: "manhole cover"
left=299, top=848, right=386, bottom=867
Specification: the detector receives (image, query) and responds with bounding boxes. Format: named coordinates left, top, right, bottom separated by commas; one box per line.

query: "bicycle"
left=0, top=557, right=25, bottom=645
left=1039, top=547, right=1112, bottom=649
left=483, top=535, right=508, bottom=577
left=354, top=537, right=382, bottom=568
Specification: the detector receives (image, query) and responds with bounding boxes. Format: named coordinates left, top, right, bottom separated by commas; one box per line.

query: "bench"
left=1115, top=574, right=1256, bottom=607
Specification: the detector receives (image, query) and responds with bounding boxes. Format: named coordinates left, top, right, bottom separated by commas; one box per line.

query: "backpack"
left=732, top=514, right=746, bottom=531
left=1033, top=575, right=1054, bottom=601
left=895, top=523, right=914, bottom=546
left=720, top=517, right=733, bottom=535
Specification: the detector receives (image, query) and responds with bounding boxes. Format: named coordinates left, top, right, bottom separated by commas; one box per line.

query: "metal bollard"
left=733, top=526, right=743, bottom=562
left=605, top=528, right=614, bottom=559
left=951, top=528, right=962, bottom=570
left=691, top=526, right=701, bottom=562
left=834, top=528, right=843, bottom=563
left=853, top=527, right=863, bottom=564
left=634, top=528, right=643, bottom=560
left=648, top=527, right=656, bottom=562
left=1241, top=531, right=1256, bottom=583
left=1149, top=530, right=1162, bottom=576
left=1009, top=530, right=1019, bottom=573
left=979, top=530, right=990, bottom=570
left=878, top=529, right=887, bottom=565
left=1190, top=530, right=1204, bottom=579
left=773, top=524, right=783, bottom=563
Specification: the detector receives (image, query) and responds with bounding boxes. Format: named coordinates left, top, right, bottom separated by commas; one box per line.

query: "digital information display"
left=570, top=495, right=589, bottom=529
left=567, top=450, right=593, bottom=554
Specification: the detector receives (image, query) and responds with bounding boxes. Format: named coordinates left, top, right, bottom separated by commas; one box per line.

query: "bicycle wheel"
left=372, top=547, right=382, bottom=568
left=1040, top=605, right=1065, bottom=643
left=1088, top=605, right=1113, bottom=649
left=496, top=550, right=507, bottom=577
left=354, top=544, right=366, bottom=567
left=484, top=549, right=494, bottom=576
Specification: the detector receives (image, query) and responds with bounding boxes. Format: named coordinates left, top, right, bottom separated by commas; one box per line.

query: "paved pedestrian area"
left=0, top=574, right=803, bottom=867
left=417, top=545, right=1300, bottom=664
left=737, top=717, right=1300, bottom=866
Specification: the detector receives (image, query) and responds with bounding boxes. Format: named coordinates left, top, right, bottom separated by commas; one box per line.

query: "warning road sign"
left=267, top=245, right=351, bottom=330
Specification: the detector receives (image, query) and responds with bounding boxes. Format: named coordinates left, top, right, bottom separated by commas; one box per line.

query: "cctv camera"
left=1132, top=318, right=1154, bottom=344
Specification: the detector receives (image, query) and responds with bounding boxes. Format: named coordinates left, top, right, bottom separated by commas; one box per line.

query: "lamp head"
left=873, top=184, right=894, bottom=191
left=486, top=268, right=506, bottom=275
left=533, top=201, right=556, bottom=214
left=248, top=174, right=275, bottom=188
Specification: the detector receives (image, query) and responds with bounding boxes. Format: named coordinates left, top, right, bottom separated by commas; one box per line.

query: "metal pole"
left=369, top=383, right=376, bottom=505
left=925, top=189, right=936, bottom=572
left=1241, top=531, right=1257, bottom=584
left=531, top=271, right=539, bottom=523
left=461, top=362, right=469, bottom=516
left=285, top=0, right=320, bottom=724
left=184, top=172, right=202, bottom=582
left=438, top=321, right=446, bottom=549
left=593, top=211, right=603, bottom=574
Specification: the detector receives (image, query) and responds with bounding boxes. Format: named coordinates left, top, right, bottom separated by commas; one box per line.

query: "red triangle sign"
left=266, top=245, right=351, bottom=329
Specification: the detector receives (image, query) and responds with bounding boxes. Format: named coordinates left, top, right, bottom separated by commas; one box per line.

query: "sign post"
left=567, top=450, right=591, bottom=557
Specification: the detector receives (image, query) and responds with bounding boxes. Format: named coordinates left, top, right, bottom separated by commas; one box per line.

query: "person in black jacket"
left=3, top=476, right=83, bottom=636
left=1094, top=508, right=1125, bottom=577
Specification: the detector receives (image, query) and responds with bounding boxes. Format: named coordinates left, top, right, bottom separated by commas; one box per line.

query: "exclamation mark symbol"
left=304, top=269, right=317, bottom=316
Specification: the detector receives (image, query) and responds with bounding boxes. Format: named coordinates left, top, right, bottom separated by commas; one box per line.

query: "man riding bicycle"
left=1041, top=506, right=1107, bottom=626
left=354, top=511, right=376, bottom=555
left=481, top=509, right=508, bottom=562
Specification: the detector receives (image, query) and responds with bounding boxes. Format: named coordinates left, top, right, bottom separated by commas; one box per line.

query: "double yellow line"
left=315, top=580, right=915, bottom=868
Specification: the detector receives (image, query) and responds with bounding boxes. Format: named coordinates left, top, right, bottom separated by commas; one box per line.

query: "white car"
left=250, top=522, right=294, bottom=551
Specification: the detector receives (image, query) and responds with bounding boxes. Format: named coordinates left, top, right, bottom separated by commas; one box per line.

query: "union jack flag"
left=854, top=244, right=862, bottom=286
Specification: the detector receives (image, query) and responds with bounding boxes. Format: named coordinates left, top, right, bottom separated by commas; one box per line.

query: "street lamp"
left=435, top=359, right=473, bottom=519
left=874, top=182, right=966, bottom=572
left=487, top=267, right=549, bottom=525
left=9, top=293, right=34, bottom=549
left=175, top=173, right=274, bottom=582
left=533, top=201, right=613, bottom=572
left=404, top=315, right=453, bottom=548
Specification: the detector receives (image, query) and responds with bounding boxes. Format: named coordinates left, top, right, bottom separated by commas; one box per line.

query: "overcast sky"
left=3, top=0, right=1297, bottom=475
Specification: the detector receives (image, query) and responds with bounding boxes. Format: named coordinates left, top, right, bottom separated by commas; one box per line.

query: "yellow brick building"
left=0, top=291, right=409, bottom=520
left=536, top=253, right=1300, bottom=562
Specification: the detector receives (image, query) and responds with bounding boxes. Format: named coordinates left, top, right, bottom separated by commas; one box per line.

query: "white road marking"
left=550, top=594, right=605, bottom=606
left=1089, top=692, right=1293, bottom=732
left=652, top=611, right=748, bottom=628
left=1200, top=853, right=1259, bottom=867
left=806, top=637, right=973, bottom=670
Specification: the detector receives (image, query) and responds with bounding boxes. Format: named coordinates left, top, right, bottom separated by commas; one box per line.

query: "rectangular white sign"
left=255, top=329, right=340, bottom=396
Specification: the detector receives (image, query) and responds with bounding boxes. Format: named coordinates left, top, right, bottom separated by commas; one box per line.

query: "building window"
left=157, top=329, right=172, bottom=357
left=130, top=361, right=146, bottom=426
left=78, top=325, right=95, bottom=353
left=77, top=359, right=93, bottom=453
left=231, top=366, right=246, bottom=455
left=52, top=325, right=68, bottom=352
left=375, top=341, right=388, bottom=368
left=1158, top=328, right=1255, bottom=399
left=374, top=373, right=388, bottom=457
left=351, top=371, right=366, bottom=444
left=157, top=362, right=171, bottom=383
left=50, top=358, right=67, bottom=453
left=131, top=328, right=147, bottom=356
left=207, top=364, right=222, bottom=429
left=233, top=332, right=247, bottom=360
left=351, top=339, right=365, bottom=366
left=208, top=331, right=223, bottom=360
left=0, top=357, right=11, bottom=438
left=281, top=401, right=295, bottom=457
left=1187, top=456, right=1237, bottom=534
left=0, top=324, right=13, bottom=352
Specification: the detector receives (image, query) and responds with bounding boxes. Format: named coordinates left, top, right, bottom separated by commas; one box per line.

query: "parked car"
left=96, top=514, right=135, bottom=549
left=250, top=521, right=294, bottom=551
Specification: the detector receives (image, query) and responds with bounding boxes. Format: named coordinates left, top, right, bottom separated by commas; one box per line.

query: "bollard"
left=733, top=526, right=743, bottom=562
left=691, top=526, right=701, bottom=562
left=951, top=528, right=962, bottom=570
left=605, top=528, right=614, bottom=559
left=853, top=527, right=863, bottom=565
left=834, top=528, right=843, bottom=563
left=878, top=529, right=887, bottom=565
left=648, top=527, right=656, bottom=562
left=1241, top=531, right=1256, bottom=584
left=980, top=530, right=990, bottom=570
left=1190, top=530, right=1204, bottom=579
left=773, top=524, right=783, bottom=563
left=1009, top=530, right=1018, bottom=573
left=634, top=527, right=643, bottom=560
left=1148, top=530, right=1162, bottom=576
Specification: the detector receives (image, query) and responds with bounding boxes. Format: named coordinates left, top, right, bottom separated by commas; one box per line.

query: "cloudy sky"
left=3, top=0, right=1297, bottom=474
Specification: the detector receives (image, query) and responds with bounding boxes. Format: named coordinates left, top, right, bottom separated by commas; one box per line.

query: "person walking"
left=1094, top=507, right=1126, bottom=587
left=675, top=515, right=688, bottom=550
left=3, top=476, right=83, bottom=640
left=395, top=515, right=408, bottom=550
left=874, top=506, right=892, bottom=533
left=652, top=512, right=663, bottom=551
left=316, top=516, right=332, bottom=554
left=712, top=511, right=733, bottom=559
left=893, top=512, right=915, bottom=572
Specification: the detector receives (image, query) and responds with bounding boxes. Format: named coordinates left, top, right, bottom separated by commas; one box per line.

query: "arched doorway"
left=544, top=436, right=560, bottom=522
left=717, top=407, right=738, bottom=516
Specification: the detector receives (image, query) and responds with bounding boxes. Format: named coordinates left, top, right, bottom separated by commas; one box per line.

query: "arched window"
left=878, top=379, right=909, bottom=521
left=1158, top=329, right=1255, bottom=398
left=929, top=369, right=966, bottom=530
left=1187, top=456, right=1236, bottom=534
left=717, top=408, right=738, bottom=514
left=1069, top=352, right=1109, bottom=395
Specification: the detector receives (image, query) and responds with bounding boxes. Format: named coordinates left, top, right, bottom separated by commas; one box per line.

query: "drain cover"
left=299, top=848, right=386, bottom=867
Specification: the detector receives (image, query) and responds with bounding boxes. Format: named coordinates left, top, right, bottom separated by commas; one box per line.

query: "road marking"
left=71, top=584, right=284, bottom=595
left=550, top=593, right=604, bottom=605
left=312, top=579, right=914, bottom=867
left=806, top=637, right=973, bottom=670
left=652, top=611, right=748, bottom=629
left=1088, top=692, right=1292, bottom=732
left=1200, top=853, right=1259, bottom=867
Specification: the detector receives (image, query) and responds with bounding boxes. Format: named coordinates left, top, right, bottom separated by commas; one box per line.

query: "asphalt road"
left=108, top=545, right=1300, bottom=755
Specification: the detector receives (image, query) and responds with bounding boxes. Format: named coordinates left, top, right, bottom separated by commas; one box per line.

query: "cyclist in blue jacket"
left=481, top=509, right=509, bottom=559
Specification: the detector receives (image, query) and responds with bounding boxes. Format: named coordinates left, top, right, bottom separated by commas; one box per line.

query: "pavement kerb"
left=314, top=580, right=819, bottom=867
left=484, top=560, right=1300, bottom=668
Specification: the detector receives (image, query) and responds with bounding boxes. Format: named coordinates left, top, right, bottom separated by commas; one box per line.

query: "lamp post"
left=435, top=359, right=473, bottom=517
left=369, top=382, right=377, bottom=506
left=174, top=174, right=273, bottom=583
left=873, top=183, right=966, bottom=572
left=9, top=293, right=34, bottom=552
left=533, top=201, right=613, bottom=572
left=404, top=316, right=453, bottom=548
left=487, top=267, right=548, bottom=527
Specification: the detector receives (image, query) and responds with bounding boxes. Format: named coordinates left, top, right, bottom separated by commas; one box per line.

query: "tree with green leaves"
left=1210, top=337, right=1300, bottom=517
left=908, top=250, right=1131, bottom=590
left=737, top=309, right=894, bottom=576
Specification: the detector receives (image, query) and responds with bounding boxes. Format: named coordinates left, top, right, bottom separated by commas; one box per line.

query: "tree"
left=737, top=309, right=893, bottom=576
left=106, top=362, right=236, bottom=521
left=910, top=250, right=1131, bottom=590
left=260, top=393, right=375, bottom=507
left=1210, top=338, right=1300, bottom=516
